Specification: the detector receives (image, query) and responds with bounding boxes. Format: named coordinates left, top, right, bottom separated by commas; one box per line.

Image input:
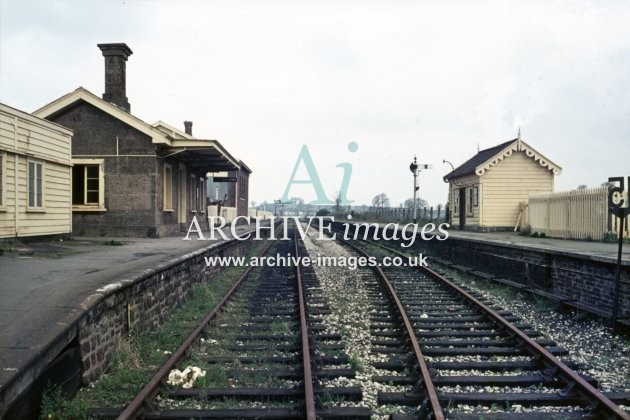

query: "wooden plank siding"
left=0, top=103, right=73, bottom=238
left=480, top=150, right=553, bottom=229
left=0, top=153, right=16, bottom=237
left=0, top=109, right=71, bottom=166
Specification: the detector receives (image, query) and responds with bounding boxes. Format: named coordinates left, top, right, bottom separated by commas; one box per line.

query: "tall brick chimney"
left=97, top=43, right=133, bottom=112
left=184, top=121, right=193, bottom=135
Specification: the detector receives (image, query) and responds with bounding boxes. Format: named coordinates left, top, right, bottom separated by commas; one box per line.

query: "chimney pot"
left=97, top=43, right=133, bottom=112
left=184, top=121, right=193, bottom=136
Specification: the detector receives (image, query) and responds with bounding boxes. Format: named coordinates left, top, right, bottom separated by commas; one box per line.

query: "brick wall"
left=49, top=102, right=160, bottom=237
left=0, top=236, right=258, bottom=417
left=413, top=236, right=629, bottom=319
left=76, top=236, right=253, bottom=383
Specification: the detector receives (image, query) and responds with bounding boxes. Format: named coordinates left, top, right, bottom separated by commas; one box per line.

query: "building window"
left=72, top=159, right=105, bottom=210
left=28, top=159, right=44, bottom=209
left=467, top=188, right=474, bottom=215
left=453, top=191, right=459, bottom=215
left=0, top=153, right=4, bottom=207
left=73, top=165, right=98, bottom=204
left=163, top=164, right=173, bottom=211
left=198, top=177, right=205, bottom=213
left=473, top=186, right=479, bottom=206
left=189, top=174, right=197, bottom=212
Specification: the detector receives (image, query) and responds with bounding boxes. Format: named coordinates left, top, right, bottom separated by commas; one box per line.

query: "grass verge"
left=40, top=239, right=267, bottom=419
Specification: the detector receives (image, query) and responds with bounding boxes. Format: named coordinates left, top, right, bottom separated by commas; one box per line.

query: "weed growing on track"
left=348, top=354, right=364, bottom=372
left=41, top=386, right=87, bottom=419
left=269, top=320, right=290, bottom=334
left=40, top=240, right=266, bottom=419
left=532, top=295, right=561, bottom=312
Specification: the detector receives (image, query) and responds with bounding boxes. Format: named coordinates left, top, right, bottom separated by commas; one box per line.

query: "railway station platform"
left=446, top=229, right=629, bottom=263
left=0, top=227, right=254, bottom=418
left=403, top=227, right=630, bottom=326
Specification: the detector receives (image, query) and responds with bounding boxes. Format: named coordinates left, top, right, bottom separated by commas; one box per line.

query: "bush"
left=315, top=209, right=331, bottom=217
left=603, top=232, right=618, bottom=243
left=0, top=241, right=14, bottom=255
left=531, top=232, right=540, bottom=238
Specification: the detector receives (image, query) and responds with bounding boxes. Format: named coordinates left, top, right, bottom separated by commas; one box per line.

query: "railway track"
left=329, top=221, right=630, bottom=419
left=75, top=219, right=629, bottom=419
left=87, top=223, right=368, bottom=419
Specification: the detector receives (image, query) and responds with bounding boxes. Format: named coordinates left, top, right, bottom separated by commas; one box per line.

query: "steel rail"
left=117, top=239, right=275, bottom=420
left=369, top=238, right=630, bottom=420
left=340, top=238, right=445, bottom=420
left=422, top=264, right=630, bottom=420
left=293, top=227, right=317, bottom=420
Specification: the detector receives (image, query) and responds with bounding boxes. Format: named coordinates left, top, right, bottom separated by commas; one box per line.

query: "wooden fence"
left=528, top=186, right=629, bottom=240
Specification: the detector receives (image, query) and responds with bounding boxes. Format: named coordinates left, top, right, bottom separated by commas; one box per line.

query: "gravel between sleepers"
left=441, top=272, right=630, bottom=394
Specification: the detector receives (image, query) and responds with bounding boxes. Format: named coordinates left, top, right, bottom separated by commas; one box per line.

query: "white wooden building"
left=443, top=135, right=561, bottom=231
left=0, top=103, right=73, bottom=238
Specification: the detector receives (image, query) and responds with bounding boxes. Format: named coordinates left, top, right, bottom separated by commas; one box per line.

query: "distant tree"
left=372, top=193, right=390, bottom=208
left=404, top=197, right=428, bottom=209
left=316, top=208, right=331, bottom=217
left=577, top=185, right=588, bottom=190
left=334, top=191, right=342, bottom=212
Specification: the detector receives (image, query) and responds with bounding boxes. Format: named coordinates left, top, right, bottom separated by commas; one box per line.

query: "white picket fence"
left=528, top=186, right=629, bottom=240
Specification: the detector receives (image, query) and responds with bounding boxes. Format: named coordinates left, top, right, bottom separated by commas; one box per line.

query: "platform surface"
left=0, top=230, right=248, bottom=406
left=446, top=229, right=629, bottom=263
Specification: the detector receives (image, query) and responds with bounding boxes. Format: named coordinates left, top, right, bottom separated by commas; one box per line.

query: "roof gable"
left=33, top=87, right=250, bottom=174
left=444, top=138, right=561, bottom=181
left=33, top=87, right=171, bottom=145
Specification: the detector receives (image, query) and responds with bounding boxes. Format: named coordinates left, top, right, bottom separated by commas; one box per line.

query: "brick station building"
left=34, top=43, right=250, bottom=237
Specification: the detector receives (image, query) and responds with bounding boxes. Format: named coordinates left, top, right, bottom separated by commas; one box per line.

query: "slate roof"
left=34, top=87, right=243, bottom=173
left=443, top=139, right=516, bottom=181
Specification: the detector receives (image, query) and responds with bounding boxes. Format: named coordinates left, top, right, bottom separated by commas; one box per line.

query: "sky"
left=1, top=0, right=629, bottom=208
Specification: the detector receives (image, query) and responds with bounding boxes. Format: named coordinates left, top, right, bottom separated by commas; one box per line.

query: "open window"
left=72, top=159, right=105, bottom=211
